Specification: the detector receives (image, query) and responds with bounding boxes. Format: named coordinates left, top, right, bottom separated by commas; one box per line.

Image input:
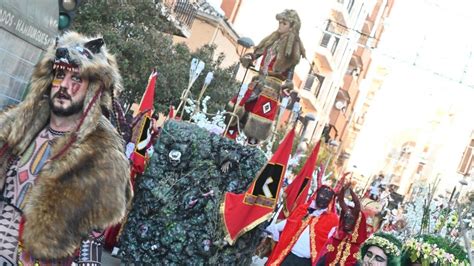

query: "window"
left=320, top=33, right=340, bottom=55
left=303, top=74, right=315, bottom=91
left=346, top=0, right=355, bottom=14
left=314, top=73, right=325, bottom=98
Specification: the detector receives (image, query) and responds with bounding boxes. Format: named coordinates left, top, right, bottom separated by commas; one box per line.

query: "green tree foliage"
left=72, top=0, right=238, bottom=114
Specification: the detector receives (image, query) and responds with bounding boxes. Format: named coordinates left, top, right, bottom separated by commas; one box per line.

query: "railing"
left=162, top=0, right=196, bottom=32
left=174, top=0, right=196, bottom=29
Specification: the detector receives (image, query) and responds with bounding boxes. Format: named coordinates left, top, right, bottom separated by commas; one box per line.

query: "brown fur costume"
left=253, top=9, right=306, bottom=76
left=0, top=32, right=131, bottom=259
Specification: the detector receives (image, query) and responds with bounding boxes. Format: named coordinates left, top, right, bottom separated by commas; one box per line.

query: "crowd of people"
left=253, top=172, right=470, bottom=266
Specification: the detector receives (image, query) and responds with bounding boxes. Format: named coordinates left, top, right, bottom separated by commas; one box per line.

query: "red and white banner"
left=221, top=128, right=296, bottom=244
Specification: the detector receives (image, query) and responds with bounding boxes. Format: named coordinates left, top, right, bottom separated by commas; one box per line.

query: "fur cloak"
left=253, top=9, right=305, bottom=76
left=0, top=32, right=131, bottom=259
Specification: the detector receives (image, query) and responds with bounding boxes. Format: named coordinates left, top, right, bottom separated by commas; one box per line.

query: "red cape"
left=316, top=213, right=368, bottom=265
left=266, top=203, right=339, bottom=266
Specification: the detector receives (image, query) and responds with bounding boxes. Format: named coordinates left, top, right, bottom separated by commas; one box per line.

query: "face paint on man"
left=315, top=187, right=334, bottom=209
left=49, top=69, right=88, bottom=117
left=52, top=69, right=84, bottom=95
left=342, top=210, right=357, bottom=233
left=52, top=78, right=62, bottom=87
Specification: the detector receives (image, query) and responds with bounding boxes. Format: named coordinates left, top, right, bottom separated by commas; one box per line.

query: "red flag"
left=168, top=105, right=175, bottom=120
left=131, top=70, right=158, bottom=175
left=221, top=128, right=296, bottom=244
left=138, top=69, right=157, bottom=113
left=280, top=141, right=321, bottom=219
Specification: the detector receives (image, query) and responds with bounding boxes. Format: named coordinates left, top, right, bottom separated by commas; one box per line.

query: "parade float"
left=118, top=119, right=267, bottom=264
left=117, top=8, right=309, bottom=264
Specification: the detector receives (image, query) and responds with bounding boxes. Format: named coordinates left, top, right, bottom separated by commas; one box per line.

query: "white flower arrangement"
left=364, top=235, right=401, bottom=256
left=186, top=96, right=226, bottom=135
left=400, top=186, right=441, bottom=238
left=404, top=238, right=468, bottom=266
left=446, top=212, right=459, bottom=229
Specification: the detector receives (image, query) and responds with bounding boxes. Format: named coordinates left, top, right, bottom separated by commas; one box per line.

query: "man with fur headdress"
left=226, top=9, right=306, bottom=144
left=0, top=32, right=131, bottom=264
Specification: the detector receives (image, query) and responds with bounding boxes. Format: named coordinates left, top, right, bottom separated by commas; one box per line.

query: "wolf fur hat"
left=0, top=31, right=123, bottom=157
left=0, top=32, right=131, bottom=258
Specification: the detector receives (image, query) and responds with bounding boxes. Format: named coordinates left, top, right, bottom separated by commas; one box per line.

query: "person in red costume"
left=265, top=185, right=339, bottom=266
left=225, top=9, right=306, bottom=144
left=316, top=185, right=368, bottom=266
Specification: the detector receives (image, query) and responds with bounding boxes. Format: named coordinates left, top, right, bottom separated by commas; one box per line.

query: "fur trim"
left=244, top=113, right=274, bottom=141
left=235, top=105, right=245, bottom=121
left=253, top=13, right=305, bottom=75
left=260, top=87, right=280, bottom=101
left=21, top=117, right=131, bottom=258
left=254, top=32, right=304, bottom=76
left=225, top=102, right=245, bottom=127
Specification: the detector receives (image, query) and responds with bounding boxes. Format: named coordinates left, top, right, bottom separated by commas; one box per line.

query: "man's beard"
left=49, top=95, right=84, bottom=117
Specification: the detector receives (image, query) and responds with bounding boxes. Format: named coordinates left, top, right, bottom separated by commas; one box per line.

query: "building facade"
left=172, top=0, right=242, bottom=68
left=297, top=0, right=394, bottom=173
left=0, top=1, right=58, bottom=109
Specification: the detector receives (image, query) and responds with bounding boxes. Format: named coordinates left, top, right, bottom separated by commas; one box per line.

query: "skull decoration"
left=168, top=150, right=182, bottom=166
left=139, top=224, right=149, bottom=238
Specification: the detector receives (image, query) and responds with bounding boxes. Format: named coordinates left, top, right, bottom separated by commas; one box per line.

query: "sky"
left=347, top=0, right=474, bottom=191
left=222, top=0, right=474, bottom=191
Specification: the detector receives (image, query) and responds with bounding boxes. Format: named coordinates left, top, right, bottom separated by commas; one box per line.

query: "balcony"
left=335, top=88, right=351, bottom=110
left=330, top=0, right=350, bottom=27
left=322, top=124, right=338, bottom=142
left=160, top=0, right=197, bottom=38
left=353, top=46, right=372, bottom=74
left=314, top=33, right=339, bottom=71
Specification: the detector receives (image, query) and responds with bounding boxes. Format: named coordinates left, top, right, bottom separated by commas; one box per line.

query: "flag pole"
left=223, top=65, right=251, bottom=137
left=176, top=58, right=205, bottom=118
left=222, top=37, right=254, bottom=137
left=269, top=198, right=285, bottom=225
left=190, top=72, right=214, bottom=120
left=176, top=82, right=193, bottom=118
